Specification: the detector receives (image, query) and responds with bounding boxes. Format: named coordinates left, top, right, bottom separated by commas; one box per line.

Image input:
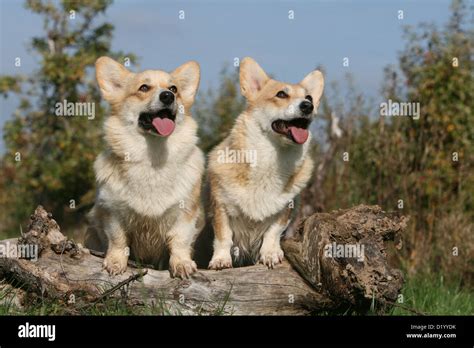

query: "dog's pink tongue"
left=152, top=118, right=175, bottom=136
left=289, top=126, right=309, bottom=144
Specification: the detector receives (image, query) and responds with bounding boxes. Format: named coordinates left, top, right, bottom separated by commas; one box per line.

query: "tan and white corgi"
left=85, top=57, right=204, bottom=278
left=207, top=57, right=324, bottom=269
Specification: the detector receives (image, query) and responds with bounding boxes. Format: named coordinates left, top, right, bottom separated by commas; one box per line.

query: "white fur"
left=87, top=57, right=204, bottom=278
left=209, top=57, right=322, bottom=269
left=218, top=112, right=312, bottom=264
left=95, top=116, right=203, bottom=218
left=220, top=114, right=312, bottom=221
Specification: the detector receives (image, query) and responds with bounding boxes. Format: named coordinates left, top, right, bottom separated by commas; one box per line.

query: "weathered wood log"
left=0, top=205, right=406, bottom=315
left=283, top=205, right=406, bottom=313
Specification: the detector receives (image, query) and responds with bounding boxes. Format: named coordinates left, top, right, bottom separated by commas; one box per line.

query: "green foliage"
left=0, top=76, right=22, bottom=97
left=0, top=0, right=136, bottom=236
left=391, top=272, right=474, bottom=315
left=321, top=0, right=474, bottom=282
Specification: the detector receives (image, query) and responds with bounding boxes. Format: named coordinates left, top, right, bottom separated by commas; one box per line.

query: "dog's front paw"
left=169, top=256, right=197, bottom=279
left=208, top=253, right=232, bottom=270
left=259, top=245, right=284, bottom=269
left=103, top=248, right=129, bottom=276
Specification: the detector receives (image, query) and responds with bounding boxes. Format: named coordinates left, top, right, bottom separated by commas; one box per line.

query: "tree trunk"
left=0, top=205, right=406, bottom=315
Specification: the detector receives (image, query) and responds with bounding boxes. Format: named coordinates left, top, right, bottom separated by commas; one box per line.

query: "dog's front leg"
left=208, top=201, right=233, bottom=270
left=103, top=212, right=129, bottom=275
left=259, top=207, right=292, bottom=269
left=166, top=211, right=201, bottom=279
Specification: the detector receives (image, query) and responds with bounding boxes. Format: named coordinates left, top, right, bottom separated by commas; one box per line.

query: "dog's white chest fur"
left=223, top=127, right=311, bottom=221
left=96, top=153, right=200, bottom=218
left=95, top=117, right=204, bottom=218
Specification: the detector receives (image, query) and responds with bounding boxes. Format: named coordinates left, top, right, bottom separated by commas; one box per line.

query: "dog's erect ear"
left=240, top=57, right=269, bottom=100
left=95, top=57, right=131, bottom=102
left=171, top=61, right=200, bottom=105
left=300, top=70, right=324, bottom=106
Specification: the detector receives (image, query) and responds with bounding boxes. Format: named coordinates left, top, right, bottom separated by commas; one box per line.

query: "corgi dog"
left=85, top=57, right=204, bottom=278
left=207, top=57, right=324, bottom=269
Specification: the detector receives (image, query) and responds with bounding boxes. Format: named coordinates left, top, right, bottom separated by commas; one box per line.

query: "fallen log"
left=0, top=205, right=406, bottom=315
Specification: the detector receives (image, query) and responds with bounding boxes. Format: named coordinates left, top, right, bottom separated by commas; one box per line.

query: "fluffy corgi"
left=85, top=57, right=204, bottom=278
left=208, top=57, right=324, bottom=269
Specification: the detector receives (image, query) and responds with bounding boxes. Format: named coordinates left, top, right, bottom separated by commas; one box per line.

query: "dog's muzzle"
left=271, top=117, right=311, bottom=144
left=138, top=108, right=176, bottom=137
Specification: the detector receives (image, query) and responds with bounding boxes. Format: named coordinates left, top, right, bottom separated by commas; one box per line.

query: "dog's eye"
left=139, top=84, right=150, bottom=92
left=305, top=95, right=313, bottom=103
left=169, top=85, right=178, bottom=94
left=276, top=91, right=289, bottom=98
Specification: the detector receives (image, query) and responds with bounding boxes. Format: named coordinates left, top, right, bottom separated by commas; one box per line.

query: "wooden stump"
left=0, top=205, right=406, bottom=315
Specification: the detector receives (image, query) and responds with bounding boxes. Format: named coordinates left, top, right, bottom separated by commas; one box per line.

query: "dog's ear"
left=95, top=57, right=131, bottom=102
left=240, top=57, right=269, bottom=100
left=171, top=61, right=200, bottom=105
left=300, top=70, right=324, bottom=107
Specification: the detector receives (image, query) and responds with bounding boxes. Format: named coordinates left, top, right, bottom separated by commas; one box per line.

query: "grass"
left=0, top=278, right=234, bottom=316
left=0, top=273, right=472, bottom=316
left=0, top=295, right=187, bottom=316
left=390, top=273, right=474, bottom=315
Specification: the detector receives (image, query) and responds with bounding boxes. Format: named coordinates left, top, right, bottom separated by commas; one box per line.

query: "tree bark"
left=0, top=205, right=406, bottom=315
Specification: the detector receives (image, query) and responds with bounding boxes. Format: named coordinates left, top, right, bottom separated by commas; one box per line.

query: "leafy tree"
left=296, top=0, right=473, bottom=282
left=0, top=0, right=136, bottom=236
left=340, top=0, right=473, bottom=279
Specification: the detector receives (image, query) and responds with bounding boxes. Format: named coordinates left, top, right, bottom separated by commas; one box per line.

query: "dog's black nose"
left=299, top=100, right=314, bottom=115
left=159, top=91, right=175, bottom=105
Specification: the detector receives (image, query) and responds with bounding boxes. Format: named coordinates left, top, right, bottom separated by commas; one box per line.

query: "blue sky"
left=0, top=0, right=452, bottom=153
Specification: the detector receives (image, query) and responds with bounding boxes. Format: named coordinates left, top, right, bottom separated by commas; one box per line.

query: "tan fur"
left=85, top=57, right=204, bottom=278
left=208, top=57, right=324, bottom=269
